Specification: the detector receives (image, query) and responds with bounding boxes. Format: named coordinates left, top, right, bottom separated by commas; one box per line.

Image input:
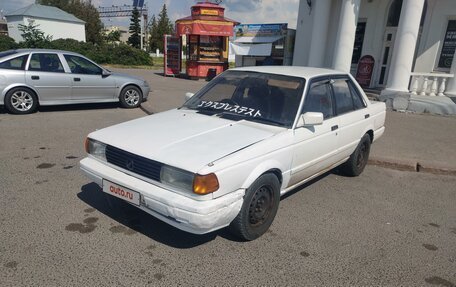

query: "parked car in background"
left=80, top=66, right=386, bottom=241
left=0, top=49, right=150, bottom=114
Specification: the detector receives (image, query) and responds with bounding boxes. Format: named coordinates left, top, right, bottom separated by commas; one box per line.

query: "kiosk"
left=176, top=2, right=238, bottom=79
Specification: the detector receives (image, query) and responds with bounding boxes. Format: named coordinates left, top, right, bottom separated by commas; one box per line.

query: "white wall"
left=7, top=16, right=86, bottom=43
left=414, top=0, right=456, bottom=73
left=292, top=0, right=314, bottom=66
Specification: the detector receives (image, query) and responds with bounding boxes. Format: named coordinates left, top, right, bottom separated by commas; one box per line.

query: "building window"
left=437, top=20, right=456, bottom=69
left=386, top=0, right=403, bottom=27
left=352, top=22, right=366, bottom=64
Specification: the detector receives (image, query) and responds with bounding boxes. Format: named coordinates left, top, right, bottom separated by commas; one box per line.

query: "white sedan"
left=80, top=66, right=386, bottom=240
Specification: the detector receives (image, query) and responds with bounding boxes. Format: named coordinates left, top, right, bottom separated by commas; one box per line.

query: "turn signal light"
left=193, top=173, right=219, bottom=195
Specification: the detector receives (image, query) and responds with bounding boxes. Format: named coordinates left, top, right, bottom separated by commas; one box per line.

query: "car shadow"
left=78, top=183, right=223, bottom=248
left=78, top=169, right=343, bottom=247
left=37, top=102, right=121, bottom=113
left=0, top=102, right=122, bottom=114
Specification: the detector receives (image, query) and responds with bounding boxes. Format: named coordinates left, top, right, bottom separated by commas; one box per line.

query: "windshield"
left=182, top=71, right=305, bottom=128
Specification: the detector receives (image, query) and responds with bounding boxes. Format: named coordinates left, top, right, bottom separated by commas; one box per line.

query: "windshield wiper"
left=217, top=111, right=247, bottom=121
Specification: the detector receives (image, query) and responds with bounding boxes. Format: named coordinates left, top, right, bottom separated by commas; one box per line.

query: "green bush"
left=0, top=37, right=152, bottom=66
left=0, top=35, right=19, bottom=51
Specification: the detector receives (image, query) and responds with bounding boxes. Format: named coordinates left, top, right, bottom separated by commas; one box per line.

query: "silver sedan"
left=0, top=49, right=150, bottom=114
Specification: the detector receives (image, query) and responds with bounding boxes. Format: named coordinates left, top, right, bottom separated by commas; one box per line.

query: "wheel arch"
left=240, top=160, right=285, bottom=191
left=366, top=129, right=374, bottom=143
left=2, top=84, right=40, bottom=103
left=118, top=83, right=143, bottom=99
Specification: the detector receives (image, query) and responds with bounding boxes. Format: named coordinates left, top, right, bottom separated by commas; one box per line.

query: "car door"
left=63, top=54, right=116, bottom=101
left=330, top=77, right=369, bottom=161
left=25, top=52, right=72, bottom=102
left=288, top=77, right=340, bottom=187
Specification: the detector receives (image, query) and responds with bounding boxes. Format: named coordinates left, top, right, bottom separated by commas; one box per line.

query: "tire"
left=341, top=134, right=371, bottom=177
left=119, top=85, right=142, bottom=109
left=229, top=173, right=280, bottom=241
left=4, top=87, right=38, bottom=114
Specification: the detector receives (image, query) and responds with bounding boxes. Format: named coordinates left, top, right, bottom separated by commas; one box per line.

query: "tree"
left=148, top=14, right=159, bottom=52
left=104, top=30, right=121, bottom=44
left=18, top=22, right=53, bottom=47
left=36, top=0, right=104, bottom=44
left=149, top=4, right=174, bottom=52
left=128, top=7, right=141, bottom=49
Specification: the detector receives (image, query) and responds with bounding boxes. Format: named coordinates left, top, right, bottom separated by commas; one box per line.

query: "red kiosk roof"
left=175, top=2, right=239, bottom=36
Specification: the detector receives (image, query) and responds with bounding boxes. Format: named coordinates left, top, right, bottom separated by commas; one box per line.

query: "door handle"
left=31, top=76, right=39, bottom=80
left=331, top=125, right=338, bottom=131
left=365, top=114, right=370, bottom=119
left=74, top=78, right=81, bottom=82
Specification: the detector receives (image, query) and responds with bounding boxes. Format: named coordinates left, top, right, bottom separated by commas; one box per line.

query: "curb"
left=139, top=105, right=153, bottom=115
left=368, top=156, right=456, bottom=176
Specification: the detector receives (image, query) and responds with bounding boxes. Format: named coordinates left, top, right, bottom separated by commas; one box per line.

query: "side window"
left=348, top=81, right=367, bottom=110
left=332, top=79, right=354, bottom=115
left=64, top=55, right=102, bottom=75
left=302, top=80, right=334, bottom=119
left=0, top=55, right=28, bottom=70
left=28, top=53, right=64, bottom=73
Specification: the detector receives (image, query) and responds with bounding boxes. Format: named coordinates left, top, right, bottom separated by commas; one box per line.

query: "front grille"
left=106, top=145, right=163, bottom=181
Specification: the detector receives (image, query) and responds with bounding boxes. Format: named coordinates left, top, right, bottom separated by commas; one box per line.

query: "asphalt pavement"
left=117, top=68, right=456, bottom=176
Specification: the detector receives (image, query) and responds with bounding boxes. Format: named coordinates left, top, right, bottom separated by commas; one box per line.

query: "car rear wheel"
left=229, top=173, right=280, bottom=241
left=119, top=85, right=142, bottom=109
left=341, top=134, right=371, bottom=176
left=5, top=87, right=38, bottom=114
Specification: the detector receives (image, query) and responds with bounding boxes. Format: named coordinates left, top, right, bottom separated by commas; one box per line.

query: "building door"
left=377, top=27, right=397, bottom=87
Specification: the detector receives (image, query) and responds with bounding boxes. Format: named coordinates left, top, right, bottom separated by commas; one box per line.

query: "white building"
left=5, top=4, right=86, bottom=42
left=293, top=0, right=456, bottom=97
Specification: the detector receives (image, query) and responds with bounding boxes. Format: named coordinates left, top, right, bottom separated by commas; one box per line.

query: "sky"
left=0, top=0, right=300, bottom=29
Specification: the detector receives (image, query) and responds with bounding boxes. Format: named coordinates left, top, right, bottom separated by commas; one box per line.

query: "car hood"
left=89, top=109, right=280, bottom=172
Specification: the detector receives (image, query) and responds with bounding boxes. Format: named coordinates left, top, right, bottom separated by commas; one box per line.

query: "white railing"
left=409, top=73, right=454, bottom=96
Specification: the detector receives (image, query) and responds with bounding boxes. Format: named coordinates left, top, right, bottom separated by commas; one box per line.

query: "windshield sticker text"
left=197, top=101, right=262, bottom=117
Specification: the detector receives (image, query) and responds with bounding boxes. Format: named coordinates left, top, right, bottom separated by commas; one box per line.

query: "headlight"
left=85, top=138, right=106, bottom=161
left=160, top=165, right=219, bottom=194
left=160, top=165, right=194, bottom=191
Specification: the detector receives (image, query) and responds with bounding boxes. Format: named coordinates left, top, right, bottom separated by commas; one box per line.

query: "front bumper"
left=141, top=85, right=150, bottom=100
left=80, top=157, right=244, bottom=234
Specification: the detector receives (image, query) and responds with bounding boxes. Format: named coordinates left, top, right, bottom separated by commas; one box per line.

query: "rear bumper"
left=79, top=157, right=244, bottom=234
left=373, top=126, right=385, bottom=143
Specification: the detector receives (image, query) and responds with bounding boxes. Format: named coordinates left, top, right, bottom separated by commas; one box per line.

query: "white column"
left=445, top=49, right=456, bottom=96
left=332, top=0, right=360, bottom=72
left=382, top=0, right=425, bottom=95
left=308, top=0, right=332, bottom=67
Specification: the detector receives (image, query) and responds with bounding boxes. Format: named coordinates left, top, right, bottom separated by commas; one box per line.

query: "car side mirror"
left=102, top=70, right=111, bottom=77
left=297, top=112, right=324, bottom=127
left=185, top=92, right=194, bottom=101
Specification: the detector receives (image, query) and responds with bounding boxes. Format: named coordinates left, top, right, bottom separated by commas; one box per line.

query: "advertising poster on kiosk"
left=164, top=35, right=181, bottom=76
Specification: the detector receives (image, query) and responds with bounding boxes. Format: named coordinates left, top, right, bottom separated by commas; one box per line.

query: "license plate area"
left=102, top=180, right=140, bottom=206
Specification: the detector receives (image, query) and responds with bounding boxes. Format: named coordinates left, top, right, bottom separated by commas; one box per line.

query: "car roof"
left=10, top=48, right=83, bottom=56
left=230, top=66, right=347, bottom=79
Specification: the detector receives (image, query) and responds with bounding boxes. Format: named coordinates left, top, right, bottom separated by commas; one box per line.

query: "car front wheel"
left=119, top=85, right=142, bottom=109
left=5, top=87, right=38, bottom=114
left=229, top=173, right=280, bottom=241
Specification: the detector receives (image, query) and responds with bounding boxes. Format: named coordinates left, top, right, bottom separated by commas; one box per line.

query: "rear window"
left=0, top=55, right=28, bottom=70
